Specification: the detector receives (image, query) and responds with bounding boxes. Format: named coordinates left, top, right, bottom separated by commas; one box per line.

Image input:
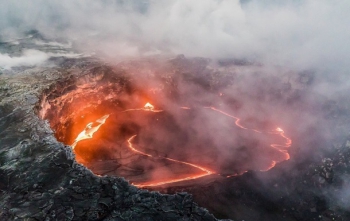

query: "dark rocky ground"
left=1, top=36, right=350, bottom=221
left=0, top=57, right=221, bottom=220
left=137, top=56, right=350, bottom=221
left=159, top=140, right=350, bottom=221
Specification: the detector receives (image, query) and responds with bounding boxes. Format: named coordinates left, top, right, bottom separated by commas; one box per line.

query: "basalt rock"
left=2, top=41, right=350, bottom=221
left=0, top=58, right=220, bottom=221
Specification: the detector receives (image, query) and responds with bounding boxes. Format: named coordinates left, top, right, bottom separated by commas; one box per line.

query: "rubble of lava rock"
left=0, top=56, right=220, bottom=220
left=1, top=38, right=350, bottom=220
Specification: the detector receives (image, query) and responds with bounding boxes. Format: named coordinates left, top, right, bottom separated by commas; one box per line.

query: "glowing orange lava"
left=127, top=135, right=214, bottom=188
left=144, top=102, right=154, bottom=111
left=122, top=102, right=163, bottom=113
left=71, top=103, right=292, bottom=188
left=270, top=127, right=292, bottom=160
left=71, top=115, right=109, bottom=149
left=207, top=107, right=292, bottom=173
left=206, top=106, right=251, bottom=130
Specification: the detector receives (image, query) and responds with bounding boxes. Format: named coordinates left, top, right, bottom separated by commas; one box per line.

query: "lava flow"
left=122, top=102, right=163, bottom=112
left=71, top=103, right=292, bottom=188
left=262, top=127, right=293, bottom=171
left=207, top=107, right=292, bottom=172
left=127, top=135, right=214, bottom=188
left=71, top=114, right=109, bottom=149
left=206, top=106, right=262, bottom=133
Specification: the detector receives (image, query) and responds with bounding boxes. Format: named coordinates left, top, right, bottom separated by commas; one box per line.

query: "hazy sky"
left=1, top=0, right=349, bottom=73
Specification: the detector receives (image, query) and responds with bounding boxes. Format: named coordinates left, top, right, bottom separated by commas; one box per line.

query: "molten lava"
left=207, top=107, right=292, bottom=172
left=127, top=135, right=214, bottom=188
left=206, top=107, right=262, bottom=133
left=265, top=127, right=292, bottom=169
left=143, top=102, right=155, bottom=111
left=71, top=103, right=292, bottom=188
left=123, top=102, right=163, bottom=113
left=71, top=114, right=109, bottom=149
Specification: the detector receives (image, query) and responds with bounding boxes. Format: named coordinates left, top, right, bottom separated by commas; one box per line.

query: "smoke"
left=3, top=0, right=350, bottom=219
left=0, top=0, right=349, bottom=73
left=0, top=49, right=49, bottom=69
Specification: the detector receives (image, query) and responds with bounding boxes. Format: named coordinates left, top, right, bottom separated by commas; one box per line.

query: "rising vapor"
left=0, top=0, right=349, bottom=73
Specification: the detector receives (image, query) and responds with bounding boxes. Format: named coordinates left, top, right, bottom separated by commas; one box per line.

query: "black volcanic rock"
left=2, top=37, right=350, bottom=221
left=0, top=58, right=220, bottom=221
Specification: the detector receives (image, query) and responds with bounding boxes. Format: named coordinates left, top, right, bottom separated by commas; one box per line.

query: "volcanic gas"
left=39, top=58, right=292, bottom=189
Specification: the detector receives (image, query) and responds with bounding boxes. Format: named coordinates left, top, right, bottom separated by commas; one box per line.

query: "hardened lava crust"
left=0, top=57, right=220, bottom=221
left=1, top=55, right=350, bottom=221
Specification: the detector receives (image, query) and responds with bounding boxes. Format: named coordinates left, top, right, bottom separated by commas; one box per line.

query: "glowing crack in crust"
left=71, top=114, right=109, bottom=149
left=122, top=102, right=163, bottom=112
left=207, top=107, right=292, bottom=173
left=71, top=103, right=292, bottom=187
left=127, top=135, right=214, bottom=188
left=263, top=127, right=292, bottom=171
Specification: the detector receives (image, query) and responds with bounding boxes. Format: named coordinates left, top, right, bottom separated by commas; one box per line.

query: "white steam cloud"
left=0, top=50, right=49, bottom=69
left=0, top=0, right=349, bottom=72
left=2, top=0, right=350, bottom=217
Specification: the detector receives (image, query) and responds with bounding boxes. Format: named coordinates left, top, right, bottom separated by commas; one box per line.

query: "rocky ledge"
left=0, top=58, right=220, bottom=221
left=2, top=54, right=350, bottom=221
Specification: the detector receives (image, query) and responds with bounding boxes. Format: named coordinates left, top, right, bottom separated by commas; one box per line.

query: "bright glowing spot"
left=143, top=102, right=155, bottom=111
left=71, top=114, right=109, bottom=149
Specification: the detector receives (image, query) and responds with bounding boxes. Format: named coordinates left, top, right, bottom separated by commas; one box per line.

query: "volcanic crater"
left=39, top=58, right=292, bottom=189
left=2, top=54, right=350, bottom=220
